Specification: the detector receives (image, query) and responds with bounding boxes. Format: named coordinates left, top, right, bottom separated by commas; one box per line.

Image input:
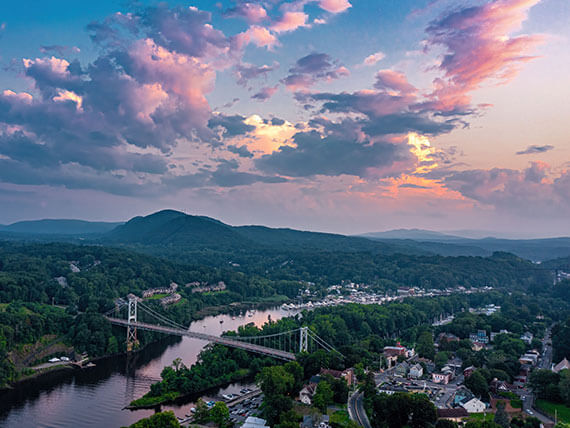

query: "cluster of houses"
left=298, top=368, right=354, bottom=406
left=383, top=343, right=415, bottom=367
left=142, top=282, right=179, bottom=298
left=141, top=282, right=181, bottom=306
left=186, top=281, right=226, bottom=294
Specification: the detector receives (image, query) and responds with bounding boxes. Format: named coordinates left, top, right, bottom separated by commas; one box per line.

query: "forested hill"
left=103, top=209, right=424, bottom=256
left=3, top=210, right=568, bottom=262
left=0, top=219, right=122, bottom=235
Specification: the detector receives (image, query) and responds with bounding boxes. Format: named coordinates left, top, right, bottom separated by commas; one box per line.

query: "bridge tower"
left=299, top=327, right=308, bottom=353
left=126, top=296, right=139, bottom=352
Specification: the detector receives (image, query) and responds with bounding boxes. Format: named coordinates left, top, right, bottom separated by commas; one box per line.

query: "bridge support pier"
left=299, top=327, right=308, bottom=353
left=127, top=296, right=139, bottom=352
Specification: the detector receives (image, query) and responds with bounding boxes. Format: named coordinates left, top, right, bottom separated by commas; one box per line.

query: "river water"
left=0, top=306, right=299, bottom=428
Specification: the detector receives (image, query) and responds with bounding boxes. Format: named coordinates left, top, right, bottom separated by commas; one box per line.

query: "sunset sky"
left=0, top=0, right=568, bottom=236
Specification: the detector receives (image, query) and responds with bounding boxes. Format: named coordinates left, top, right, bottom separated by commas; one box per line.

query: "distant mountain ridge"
left=104, top=209, right=418, bottom=254
left=1, top=212, right=569, bottom=262
left=362, top=228, right=570, bottom=261
left=0, top=219, right=123, bottom=235
left=362, top=229, right=464, bottom=241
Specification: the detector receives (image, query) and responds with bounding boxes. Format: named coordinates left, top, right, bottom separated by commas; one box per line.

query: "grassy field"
left=466, top=412, right=494, bottom=422
left=536, top=400, right=570, bottom=423
left=144, top=293, right=169, bottom=300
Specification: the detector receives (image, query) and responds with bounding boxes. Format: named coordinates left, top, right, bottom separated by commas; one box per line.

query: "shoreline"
left=126, top=372, right=255, bottom=410
left=2, top=300, right=287, bottom=392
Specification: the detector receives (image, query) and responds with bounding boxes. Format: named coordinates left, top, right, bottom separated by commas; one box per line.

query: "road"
left=348, top=391, right=372, bottom=428
left=515, top=325, right=555, bottom=426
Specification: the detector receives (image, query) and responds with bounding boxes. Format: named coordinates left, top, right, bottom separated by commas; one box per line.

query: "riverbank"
left=0, top=305, right=296, bottom=428
left=128, top=368, right=251, bottom=409
left=3, top=298, right=290, bottom=392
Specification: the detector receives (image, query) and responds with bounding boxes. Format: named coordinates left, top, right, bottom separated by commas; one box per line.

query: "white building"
left=299, top=384, right=317, bottom=405
left=409, top=364, right=423, bottom=379
left=242, top=416, right=270, bottom=428
left=461, top=398, right=486, bottom=413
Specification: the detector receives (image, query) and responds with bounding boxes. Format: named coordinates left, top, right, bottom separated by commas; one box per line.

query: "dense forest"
left=0, top=227, right=564, bottom=389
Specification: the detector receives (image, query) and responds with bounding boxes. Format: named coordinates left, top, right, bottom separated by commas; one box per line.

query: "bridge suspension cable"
left=105, top=297, right=343, bottom=360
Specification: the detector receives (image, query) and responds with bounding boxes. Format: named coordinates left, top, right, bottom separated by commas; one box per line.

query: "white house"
left=461, top=398, right=486, bottom=413
left=409, top=364, right=423, bottom=379
left=299, top=384, right=317, bottom=405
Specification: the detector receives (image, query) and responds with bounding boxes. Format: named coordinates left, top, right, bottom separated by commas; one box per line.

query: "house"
left=438, top=332, right=460, bottom=343
left=299, top=383, right=317, bottom=405
left=463, top=366, right=475, bottom=378
left=490, top=378, right=512, bottom=393
left=437, top=408, right=469, bottom=422
left=461, top=397, right=486, bottom=413
left=319, top=368, right=355, bottom=386
left=520, top=332, right=533, bottom=345
left=453, top=388, right=475, bottom=407
left=160, top=293, right=181, bottom=306
left=519, top=353, right=538, bottom=366
left=432, top=372, right=452, bottom=384
left=242, top=416, right=270, bottom=428
left=441, top=365, right=455, bottom=377
left=395, top=362, right=409, bottom=377
left=553, top=358, right=570, bottom=373
left=190, top=281, right=227, bottom=294
left=469, top=330, right=489, bottom=344
left=409, top=364, right=423, bottom=379
left=471, top=342, right=485, bottom=352
left=384, top=343, right=407, bottom=367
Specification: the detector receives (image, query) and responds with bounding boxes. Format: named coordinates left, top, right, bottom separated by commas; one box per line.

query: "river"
left=0, top=306, right=299, bottom=428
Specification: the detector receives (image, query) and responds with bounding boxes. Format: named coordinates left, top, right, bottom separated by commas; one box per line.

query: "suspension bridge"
left=105, top=297, right=340, bottom=361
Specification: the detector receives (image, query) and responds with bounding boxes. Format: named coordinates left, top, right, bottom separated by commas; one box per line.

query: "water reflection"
left=0, top=307, right=297, bottom=428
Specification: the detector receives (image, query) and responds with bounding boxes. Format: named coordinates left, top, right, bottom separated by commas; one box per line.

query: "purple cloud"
left=283, top=53, right=349, bottom=91
left=234, top=61, right=279, bottom=87
left=516, top=145, right=554, bottom=155
left=251, top=86, right=279, bottom=101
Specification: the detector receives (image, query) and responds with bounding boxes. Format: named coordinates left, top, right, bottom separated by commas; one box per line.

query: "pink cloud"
left=235, top=25, right=279, bottom=49
left=318, top=0, right=352, bottom=13
left=425, top=0, right=545, bottom=112
left=271, top=11, right=309, bottom=33
left=374, top=70, right=417, bottom=95
left=440, top=161, right=570, bottom=216
left=363, top=51, right=385, bottom=66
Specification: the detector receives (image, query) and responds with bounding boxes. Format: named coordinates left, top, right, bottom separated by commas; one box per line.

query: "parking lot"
left=228, top=393, right=264, bottom=425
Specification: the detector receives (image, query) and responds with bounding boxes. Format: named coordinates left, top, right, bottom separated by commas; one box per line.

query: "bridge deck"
left=105, top=317, right=296, bottom=361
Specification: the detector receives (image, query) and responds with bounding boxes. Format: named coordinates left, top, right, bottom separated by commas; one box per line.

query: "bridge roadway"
left=105, top=317, right=296, bottom=361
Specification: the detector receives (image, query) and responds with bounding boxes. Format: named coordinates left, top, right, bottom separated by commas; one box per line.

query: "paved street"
left=348, top=391, right=372, bottom=428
